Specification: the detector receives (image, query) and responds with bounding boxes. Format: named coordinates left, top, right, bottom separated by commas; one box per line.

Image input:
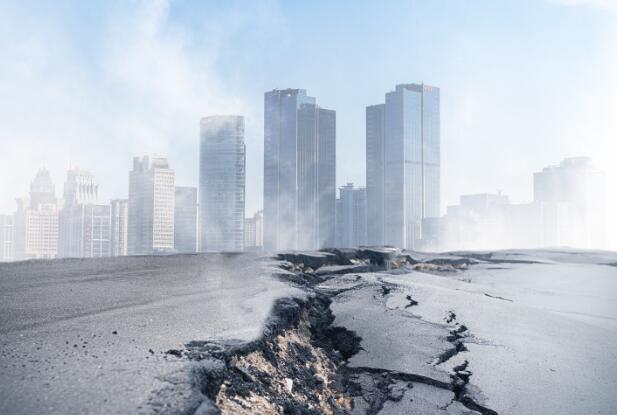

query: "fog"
left=1, top=0, right=616, bottom=251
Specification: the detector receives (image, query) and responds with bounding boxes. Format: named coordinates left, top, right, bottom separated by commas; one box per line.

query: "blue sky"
left=1, top=0, right=616, bottom=245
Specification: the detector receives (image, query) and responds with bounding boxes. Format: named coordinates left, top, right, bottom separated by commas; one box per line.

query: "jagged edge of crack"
left=436, top=312, right=499, bottom=415
left=173, top=293, right=363, bottom=415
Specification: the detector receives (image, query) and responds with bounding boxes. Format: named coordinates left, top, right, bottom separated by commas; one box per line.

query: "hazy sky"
left=1, top=0, right=616, bottom=246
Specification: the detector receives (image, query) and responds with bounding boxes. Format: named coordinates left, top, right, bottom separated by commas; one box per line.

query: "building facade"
left=244, top=210, right=264, bottom=251
left=335, top=183, right=367, bottom=248
left=174, top=186, right=197, bottom=253
left=366, top=104, right=386, bottom=246
left=0, top=215, right=13, bottom=261
left=58, top=169, right=111, bottom=258
left=110, top=199, right=129, bottom=256
left=13, top=169, right=59, bottom=260
left=264, top=89, right=336, bottom=251
left=367, top=84, right=440, bottom=249
left=199, top=116, right=245, bottom=252
left=128, top=156, right=175, bottom=255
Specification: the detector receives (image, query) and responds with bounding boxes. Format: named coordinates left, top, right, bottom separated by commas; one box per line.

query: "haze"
left=1, top=0, right=616, bottom=248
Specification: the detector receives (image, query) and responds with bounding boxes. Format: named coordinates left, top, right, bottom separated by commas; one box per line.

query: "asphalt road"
left=0, top=253, right=299, bottom=415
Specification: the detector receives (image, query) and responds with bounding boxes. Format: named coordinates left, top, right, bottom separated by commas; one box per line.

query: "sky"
left=1, top=0, right=616, bottom=247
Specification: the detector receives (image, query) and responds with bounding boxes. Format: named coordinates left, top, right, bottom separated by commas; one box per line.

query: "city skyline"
left=1, top=1, right=616, bottom=249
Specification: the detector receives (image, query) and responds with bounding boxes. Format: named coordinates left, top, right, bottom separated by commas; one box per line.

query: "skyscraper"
left=58, top=169, right=111, bottom=258
left=13, top=169, right=59, bottom=260
left=367, top=83, right=440, bottom=249
left=110, top=199, right=128, bottom=256
left=0, top=215, right=13, bottom=262
left=199, top=116, right=245, bottom=252
left=335, top=183, right=367, bottom=248
left=128, top=156, right=175, bottom=255
left=174, top=186, right=197, bottom=253
left=264, top=89, right=336, bottom=251
left=62, top=168, right=98, bottom=205
left=366, top=104, right=385, bottom=246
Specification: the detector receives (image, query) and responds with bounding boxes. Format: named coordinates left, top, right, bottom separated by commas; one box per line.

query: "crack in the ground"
left=157, top=248, right=498, bottom=415
left=404, top=294, right=419, bottom=308
left=484, top=293, right=513, bottom=302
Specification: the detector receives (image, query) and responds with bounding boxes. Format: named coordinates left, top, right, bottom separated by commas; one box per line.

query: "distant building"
left=110, top=199, right=129, bottom=256
left=0, top=215, right=13, bottom=261
left=174, top=186, right=197, bottom=253
left=263, top=88, right=336, bottom=251
left=58, top=169, right=111, bottom=258
left=128, top=156, right=175, bottom=255
left=244, top=210, right=264, bottom=251
left=200, top=116, right=245, bottom=252
left=13, top=169, right=59, bottom=260
left=62, top=168, right=98, bottom=205
left=367, top=84, right=440, bottom=249
left=435, top=193, right=511, bottom=251
left=421, top=157, right=606, bottom=251
left=335, top=184, right=367, bottom=248
left=533, top=157, right=606, bottom=248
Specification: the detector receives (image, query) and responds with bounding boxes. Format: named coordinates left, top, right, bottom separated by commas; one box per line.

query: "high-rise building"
left=62, top=168, right=98, bottom=205
left=366, top=104, right=385, bottom=246
left=174, top=186, right=197, bottom=253
left=335, top=184, right=367, bottom=248
left=58, top=169, right=111, bottom=258
left=244, top=210, right=264, bottom=251
left=13, top=169, right=59, bottom=260
left=0, top=215, right=13, bottom=262
left=533, top=157, right=606, bottom=248
left=264, top=89, right=336, bottom=251
left=58, top=204, right=111, bottom=258
left=128, top=156, right=175, bottom=255
left=29, top=167, right=57, bottom=208
left=367, top=83, right=440, bottom=249
left=199, top=116, right=245, bottom=252
left=110, top=199, right=129, bottom=256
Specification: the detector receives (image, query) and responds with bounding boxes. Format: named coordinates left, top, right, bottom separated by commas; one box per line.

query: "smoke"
left=0, top=0, right=274, bottom=216
left=1, top=1, right=615, bottom=251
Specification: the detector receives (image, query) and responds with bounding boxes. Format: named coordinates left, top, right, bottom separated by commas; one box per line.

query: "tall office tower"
left=128, top=156, right=175, bottom=255
left=244, top=210, right=264, bottom=251
left=200, top=116, right=245, bottom=252
left=174, top=186, right=197, bottom=253
left=58, top=169, right=111, bottom=258
left=13, top=169, right=59, bottom=260
left=366, top=84, right=440, bottom=249
left=110, top=199, right=129, bottom=256
left=335, top=184, right=367, bottom=248
left=29, top=167, right=56, bottom=208
left=264, top=89, right=336, bottom=251
left=62, top=169, right=98, bottom=205
left=0, top=215, right=13, bottom=261
left=533, top=157, right=606, bottom=248
left=366, top=104, right=385, bottom=246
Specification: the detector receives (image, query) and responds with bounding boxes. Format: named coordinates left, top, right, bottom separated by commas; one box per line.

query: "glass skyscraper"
left=367, top=84, right=440, bottom=249
left=366, top=104, right=385, bottom=246
left=263, top=89, right=336, bottom=251
left=199, top=116, right=245, bottom=252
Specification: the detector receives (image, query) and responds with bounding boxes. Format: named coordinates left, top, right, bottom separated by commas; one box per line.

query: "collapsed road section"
left=154, top=248, right=497, bottom=415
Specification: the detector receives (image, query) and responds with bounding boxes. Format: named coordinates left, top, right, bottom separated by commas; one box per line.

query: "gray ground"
left=0, top=253, right=299, bottom=415
left=1, top=249, right=616, bottom=414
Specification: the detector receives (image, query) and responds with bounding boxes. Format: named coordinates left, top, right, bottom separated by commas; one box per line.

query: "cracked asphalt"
left=0, top=253, right=299, bottom=415
left=1, top=248, right=616, bottom=414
